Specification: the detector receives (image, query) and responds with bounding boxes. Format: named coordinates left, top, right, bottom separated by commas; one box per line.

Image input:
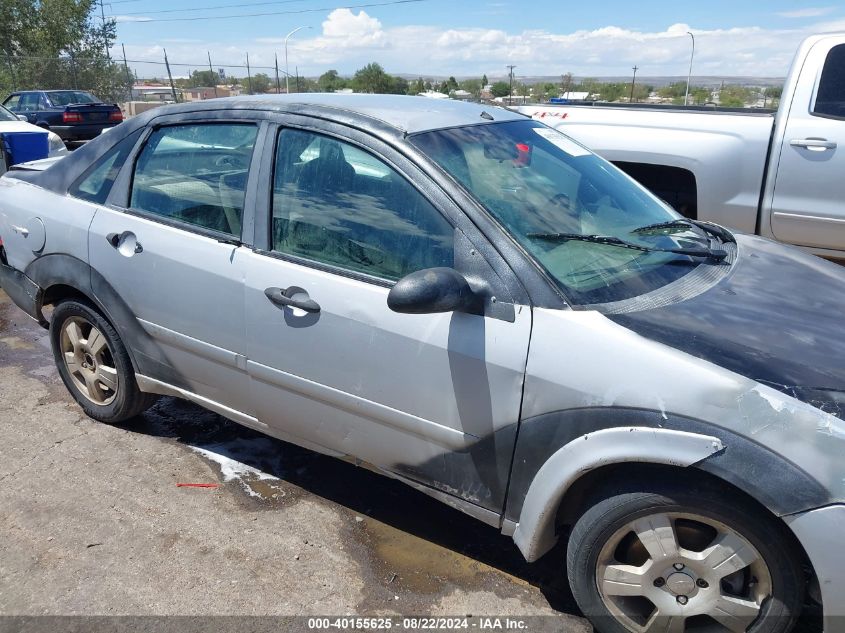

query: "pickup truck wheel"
left=566, top=481, right=803, bottom=633
left=50, top=300, right=156, bottom=423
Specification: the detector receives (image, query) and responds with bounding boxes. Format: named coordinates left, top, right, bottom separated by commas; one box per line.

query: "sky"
left=106, top=0, right=845, bottom=80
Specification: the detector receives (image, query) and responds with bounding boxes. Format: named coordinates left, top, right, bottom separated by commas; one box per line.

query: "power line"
left=114, top=0, right=306, bottom=17
left=112, top=0, right=425, bottom=22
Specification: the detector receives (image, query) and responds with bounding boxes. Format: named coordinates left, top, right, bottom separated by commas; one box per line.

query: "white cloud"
left=777, top=7, right=834, bottom=18
left=118, top=17, right=824, bottom=80
left=113, top=15, right=152, bottom=23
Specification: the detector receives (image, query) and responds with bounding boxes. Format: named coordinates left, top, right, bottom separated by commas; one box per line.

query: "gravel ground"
left=0, top=289, right=589, bottom=632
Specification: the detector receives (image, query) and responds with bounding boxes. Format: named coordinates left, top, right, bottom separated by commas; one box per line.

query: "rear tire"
left=50, top=300, right=156, bottom=423
left=566, top=479, right=804, bottom=633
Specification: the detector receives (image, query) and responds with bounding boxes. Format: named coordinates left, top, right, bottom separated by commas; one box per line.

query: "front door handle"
left=264, top=286, right=320, bottom=313
left=790, top=138, right=837, bottom=151
left=106, top=231, right=143, bottom=254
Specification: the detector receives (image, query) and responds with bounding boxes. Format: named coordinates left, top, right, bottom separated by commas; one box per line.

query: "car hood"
left=609, top=233, right=845, bottom=418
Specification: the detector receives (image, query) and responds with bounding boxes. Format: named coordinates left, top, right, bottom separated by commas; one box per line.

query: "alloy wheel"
left=596, top=511, right=773, bottom=633
left=59, top=316, right=119, bottom=405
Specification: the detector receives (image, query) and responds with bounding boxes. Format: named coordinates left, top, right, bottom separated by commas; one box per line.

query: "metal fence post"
left=208, top=52, right=218, bottom=98
left=164, top=49, right=178, bottom=102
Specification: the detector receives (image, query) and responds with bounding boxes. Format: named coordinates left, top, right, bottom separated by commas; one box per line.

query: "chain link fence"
left=1, top=55, right=134, bottom=103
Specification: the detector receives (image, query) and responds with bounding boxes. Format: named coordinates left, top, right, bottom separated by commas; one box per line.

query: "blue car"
left=2, top=90, right=123, bottom=142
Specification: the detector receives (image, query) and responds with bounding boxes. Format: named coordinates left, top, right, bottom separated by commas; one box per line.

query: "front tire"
left=50, top=300, right=156, bottom=423
left=566, top=479, right=804, bottom=633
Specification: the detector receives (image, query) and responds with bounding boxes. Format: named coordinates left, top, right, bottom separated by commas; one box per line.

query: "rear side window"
left=814, top=44, right=845, bottom=119
left=129, top=123, right=258, bottom=237
left=4, top=95, right=21, bottom=111
left=69, top=129, right=142, bottom=204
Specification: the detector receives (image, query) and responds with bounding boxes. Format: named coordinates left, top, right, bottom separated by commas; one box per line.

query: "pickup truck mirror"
left=388, top=267, right=481, bottom=315
left=16, top=115, right=27, bottom=122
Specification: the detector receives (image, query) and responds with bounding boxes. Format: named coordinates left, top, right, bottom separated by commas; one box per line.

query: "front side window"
left=412, top=120, right=720, bottom=305
left=814, top=44, right=845, bottom=119
left=129, top=123, right=258, bottom=236
left=271, top=129, right=454, bottom=281
left=19, top=93, right=40, bottom=111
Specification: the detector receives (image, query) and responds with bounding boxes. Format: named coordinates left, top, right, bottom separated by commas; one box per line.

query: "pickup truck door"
left=769, top=37, right=845, bottom=252
left=243, top=122, right=531, bottom=514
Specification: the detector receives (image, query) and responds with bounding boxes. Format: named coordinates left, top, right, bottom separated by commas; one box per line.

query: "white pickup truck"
left=519, top=33, right=845, bottom=260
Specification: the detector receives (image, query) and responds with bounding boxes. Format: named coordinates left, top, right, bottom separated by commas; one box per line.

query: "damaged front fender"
left=511, top=427, right=724, bottom=562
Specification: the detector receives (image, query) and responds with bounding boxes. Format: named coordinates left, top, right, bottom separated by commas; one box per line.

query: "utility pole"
left=684, top=31, right=695, bottom=105
left=99, top=0, right=111, bottom=59
left=121, top=43, right=131, bottom=101
left=274, top=53, right=281, bottom=94
left=164, top=49, right=178, bottom=102
left=507, top=64, right=516, bottom=105
left=246, top=53, right=253, bottom=95
left=630, top=65, right=638, bottom=103
left=208, top=52, right=218, bottom=98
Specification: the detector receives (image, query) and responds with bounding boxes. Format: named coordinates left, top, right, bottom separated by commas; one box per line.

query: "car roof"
left=153, top=93, right=526, bottom=135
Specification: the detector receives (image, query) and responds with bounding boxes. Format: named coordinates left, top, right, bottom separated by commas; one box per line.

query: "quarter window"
left=814, top=44, right=845, bottom=119
left=271, top=129, right=454, bottom=281
left=70, top=129, right=142, bottom=204
left=129, top=123, right=258, bottom=236
left=4, top=95, right=21, bottom=111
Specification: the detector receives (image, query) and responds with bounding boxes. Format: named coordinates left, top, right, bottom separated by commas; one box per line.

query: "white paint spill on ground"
left=189, top=437, right=285, bottom=498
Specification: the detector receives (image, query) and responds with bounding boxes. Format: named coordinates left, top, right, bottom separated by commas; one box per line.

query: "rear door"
left=88, top=114, right=265, bottom=416
left=243, top=120, right=532, bottom=513
left=769, top=36, right=845, bottom=251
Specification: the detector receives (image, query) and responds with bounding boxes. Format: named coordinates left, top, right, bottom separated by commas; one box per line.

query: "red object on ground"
left=176, top=483, right=219, bottom=488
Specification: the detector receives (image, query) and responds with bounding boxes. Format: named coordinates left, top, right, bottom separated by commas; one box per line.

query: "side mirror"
left=17, top=115, right=27, bottom=121
left=388, top=267, right=481, bottom=315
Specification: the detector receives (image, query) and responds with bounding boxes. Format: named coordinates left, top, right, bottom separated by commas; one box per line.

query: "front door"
left=244, top=125, right=531, bottom=512
left=89, top=120, right=261, bottom=415
left=770, top=37, right=845, bottom=251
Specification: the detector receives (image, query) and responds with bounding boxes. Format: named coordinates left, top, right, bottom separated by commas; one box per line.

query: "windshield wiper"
left=632, top=218, right=736, bottom=245
left=630, top=219, right=701, bottom=235
left=526, top=232, right=728, bottom=261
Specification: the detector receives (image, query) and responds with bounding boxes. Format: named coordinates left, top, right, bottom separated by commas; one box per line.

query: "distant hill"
left=394, top=74, right=786, bottom=89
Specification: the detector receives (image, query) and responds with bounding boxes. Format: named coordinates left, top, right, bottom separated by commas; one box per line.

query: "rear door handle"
left=264, top=286, right=320, bottom=313
left=790, top=138, right=837, bottom=151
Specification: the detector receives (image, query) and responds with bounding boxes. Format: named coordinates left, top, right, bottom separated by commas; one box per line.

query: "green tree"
left=490, top=81, right=511, bottom=98
left=442, top=75, right=459, bottom=94
left=0, top=0, right=131, bottom=101
left=719, top=85, right=753, bottom=107
left=460, top=78, right=481, bottom=98
left=388, top=75, right=409, bottom=95
left=318, top=69, right=346, bottom=92
left=352, top=62, right=391, bottom=93
left=248, top=72, right=271, bottom=94
left=188, top=70, right=220, bottom=88
left=411, top=77, right=425, bottom=94
left=482, top=73, right=488, bottom=87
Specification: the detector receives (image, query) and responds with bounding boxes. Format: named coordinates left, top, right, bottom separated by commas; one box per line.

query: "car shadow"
left=120, top=396, right=581, bottom=615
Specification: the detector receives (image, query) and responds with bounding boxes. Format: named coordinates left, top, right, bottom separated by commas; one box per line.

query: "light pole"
left=684, top=31, right=695, bottom=106
left=285, top=25, right=311, bottom=94
left=506, top=64, right=516, bottom=105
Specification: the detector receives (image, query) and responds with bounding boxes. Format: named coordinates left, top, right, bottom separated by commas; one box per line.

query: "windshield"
left=411, top=119, right=714, bottom=305
left=0, top=104, right=17, bottom=122
left=47, top=91, right=99, bottom=106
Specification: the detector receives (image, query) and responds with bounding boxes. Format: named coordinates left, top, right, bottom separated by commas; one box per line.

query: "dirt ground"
left=0, top=289, right=590, bottom=631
